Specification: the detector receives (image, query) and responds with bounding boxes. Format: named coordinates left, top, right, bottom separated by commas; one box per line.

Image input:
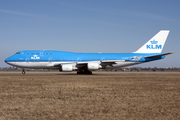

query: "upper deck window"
left=15, top=52, right=20, bottom=54
left=43, top=53, right=53, bottom=55
left=27, top=53, right=40, bottom=55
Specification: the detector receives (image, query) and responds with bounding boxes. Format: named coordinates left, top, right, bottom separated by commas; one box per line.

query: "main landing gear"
left=77, top=70, right=92, bottom=74
left=22, top=69, right=26, bottom=74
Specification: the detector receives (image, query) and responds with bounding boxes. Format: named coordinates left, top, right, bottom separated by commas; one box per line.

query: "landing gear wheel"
left=77, top=71, right=83, bottom=74
left=77, top=70, right=92, bottom=74
left=85, top=70, right=92, bottom=74
left=89, top=71, right=92, bottom=74
left=22, top=69, right=25, bottom=74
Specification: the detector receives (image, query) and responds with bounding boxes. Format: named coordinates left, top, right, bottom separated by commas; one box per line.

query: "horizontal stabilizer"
left=144, top=52, right=173, bottom=59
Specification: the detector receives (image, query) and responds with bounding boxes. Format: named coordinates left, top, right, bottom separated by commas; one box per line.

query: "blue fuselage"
left=4, top=50, right=166, bottom=70
left=5, top=50, right=164, bottom=63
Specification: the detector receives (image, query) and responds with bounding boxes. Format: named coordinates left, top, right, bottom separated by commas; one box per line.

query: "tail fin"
left=134, top=30, right=170, bottom=53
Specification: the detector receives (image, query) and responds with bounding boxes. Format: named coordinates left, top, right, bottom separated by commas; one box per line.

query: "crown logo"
left=150, top=40, right=158, bottom=44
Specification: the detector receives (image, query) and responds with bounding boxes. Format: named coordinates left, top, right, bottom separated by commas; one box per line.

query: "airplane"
left=5, top=30, right=172, bottom=74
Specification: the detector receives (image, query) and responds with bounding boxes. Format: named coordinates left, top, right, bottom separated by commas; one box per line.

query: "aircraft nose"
left=4, top=56, right=16, bottom=66
left=4, top=58, right=9, bottom=63
left=4, top=56, right=13, bottom=63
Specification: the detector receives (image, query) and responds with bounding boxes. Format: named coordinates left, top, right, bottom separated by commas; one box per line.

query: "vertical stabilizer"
left=134, top=30, right=169, bottom=53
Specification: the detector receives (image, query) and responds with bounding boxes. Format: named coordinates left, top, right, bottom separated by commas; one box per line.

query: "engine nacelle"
left=60, top=65, right=73, bottom=72
left=87, top=63, right=101, bottom=70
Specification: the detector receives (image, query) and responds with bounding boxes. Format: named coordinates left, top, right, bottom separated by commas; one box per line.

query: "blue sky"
left=0, top=0, right=179, bottom=67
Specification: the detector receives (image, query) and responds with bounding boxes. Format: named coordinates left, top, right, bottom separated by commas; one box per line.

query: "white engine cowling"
left=60, top=65, right=73, bottom=72
left=87, top=63, right=101, bottom=70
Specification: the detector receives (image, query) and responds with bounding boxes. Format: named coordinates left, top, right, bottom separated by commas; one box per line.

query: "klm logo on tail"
left=146, top=40, right=162, bottom=49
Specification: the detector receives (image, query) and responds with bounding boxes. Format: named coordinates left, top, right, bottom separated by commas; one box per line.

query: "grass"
left=0, top=72, right=180, bottom=119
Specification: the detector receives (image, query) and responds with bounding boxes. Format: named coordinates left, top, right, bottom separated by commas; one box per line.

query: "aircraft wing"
left=100, top=60, right=125, bottom=67
left=54, top=60, right=124, bottom=68
left=76, top=60, right=124, bottom=67
left=75, top=60, right=125, bottom=69
left=53, top=62, right=76, bottom=67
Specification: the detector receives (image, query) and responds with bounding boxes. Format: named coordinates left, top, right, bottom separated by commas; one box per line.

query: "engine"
left=87, top=63, right=102, bottom=70
left=60, top=65, right=73, bottom=72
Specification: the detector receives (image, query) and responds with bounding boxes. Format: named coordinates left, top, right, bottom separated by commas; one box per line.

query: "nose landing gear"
left=22, top=69, right=26, bottom=74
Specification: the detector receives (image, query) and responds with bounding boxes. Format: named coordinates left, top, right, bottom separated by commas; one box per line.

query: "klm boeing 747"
left=5, top=30, right=172, bottom=74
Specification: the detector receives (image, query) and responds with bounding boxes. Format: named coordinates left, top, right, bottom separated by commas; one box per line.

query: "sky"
left=0, top=0, right=180, bottom=68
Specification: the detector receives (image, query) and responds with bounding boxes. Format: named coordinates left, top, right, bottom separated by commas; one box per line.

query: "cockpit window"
left=15, top=52, right=20, bottom=54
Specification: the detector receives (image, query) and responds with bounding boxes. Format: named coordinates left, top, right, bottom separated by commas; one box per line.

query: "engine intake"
left=87, top=63, right=101, bottom=70
left=60, top=65, right=73, bottom=72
